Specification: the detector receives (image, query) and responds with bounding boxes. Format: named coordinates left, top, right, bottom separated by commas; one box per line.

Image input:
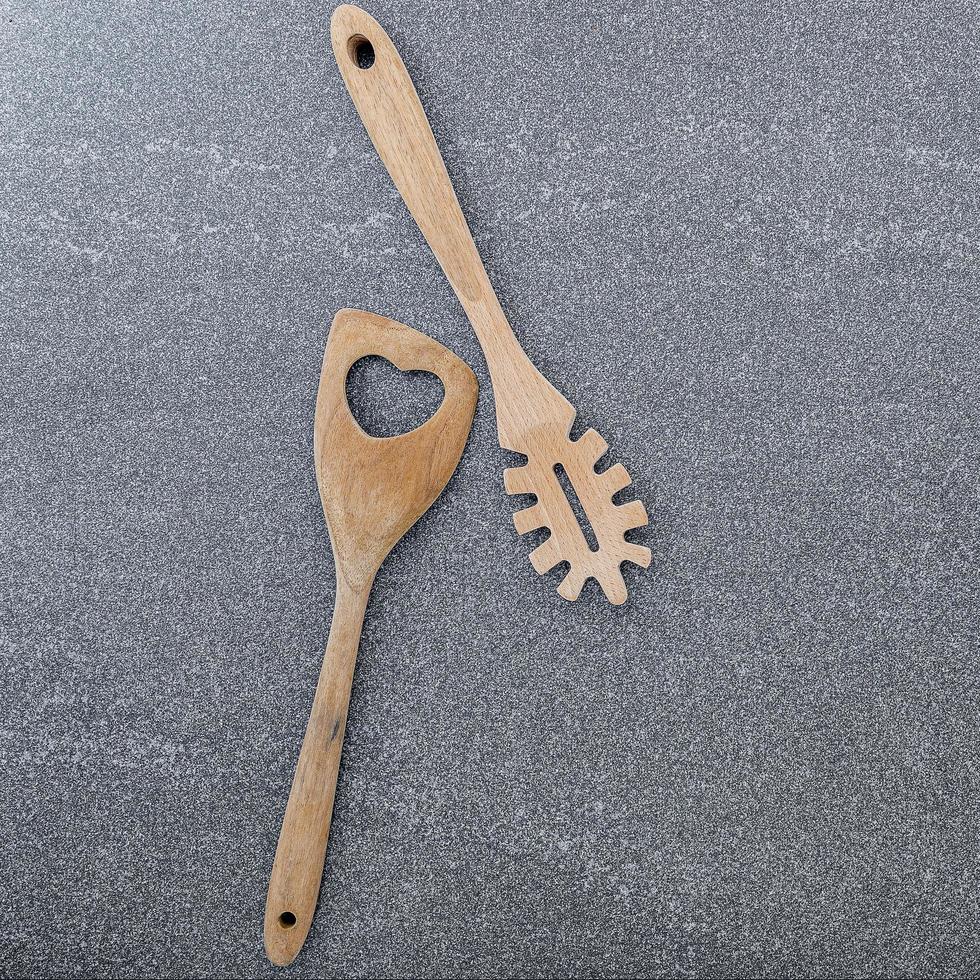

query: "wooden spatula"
left=330, top=4, right=651, bottom=605
left=264, top=308, right=477, bottom=966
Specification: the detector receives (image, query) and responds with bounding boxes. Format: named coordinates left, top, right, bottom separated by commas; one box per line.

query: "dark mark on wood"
left=330, top=719, right=341, bottom=742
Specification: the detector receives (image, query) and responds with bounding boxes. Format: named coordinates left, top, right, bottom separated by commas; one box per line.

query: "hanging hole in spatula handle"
left=346, top=34, right=375, bottom=69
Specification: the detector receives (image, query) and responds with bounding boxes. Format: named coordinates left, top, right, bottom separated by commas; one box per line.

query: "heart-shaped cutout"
left=345, top=355, right=446, bottom=438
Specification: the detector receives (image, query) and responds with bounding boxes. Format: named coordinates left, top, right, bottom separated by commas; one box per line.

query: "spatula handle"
left=264, top=576, right=370, bottom=967
left=330, top=5, right=531, bottom=388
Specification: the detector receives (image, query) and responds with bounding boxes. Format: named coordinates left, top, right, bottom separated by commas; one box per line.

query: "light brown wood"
left=264, top=308, right=477, bottom=967
left=331, top=4, right=651, bottom=605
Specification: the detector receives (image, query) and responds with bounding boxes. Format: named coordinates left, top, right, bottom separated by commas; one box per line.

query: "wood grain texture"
left=331, top=4, right=651, bottom=605
left=264, top=308, right=477, bottom=966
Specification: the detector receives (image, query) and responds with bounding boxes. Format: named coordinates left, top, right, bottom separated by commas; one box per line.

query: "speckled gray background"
left=3, top=0, right=980, bottom=977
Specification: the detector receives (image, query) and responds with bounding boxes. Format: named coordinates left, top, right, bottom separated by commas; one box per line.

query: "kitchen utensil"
left=330, top=4, right=650, bottom=605
left=264, top=308, right=477, bottom=966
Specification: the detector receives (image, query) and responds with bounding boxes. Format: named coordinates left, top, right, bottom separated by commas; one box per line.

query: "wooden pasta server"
left=331, top=4, right=651, bottom=604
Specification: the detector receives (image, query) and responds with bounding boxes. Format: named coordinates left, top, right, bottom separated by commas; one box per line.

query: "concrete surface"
left=2, top=0, right=979, bottom=976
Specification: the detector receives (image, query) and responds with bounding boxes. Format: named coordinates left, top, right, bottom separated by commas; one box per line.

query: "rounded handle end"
left=264, top=902, right=312, bottom=967
left=330, top=4, right=386, bottom=70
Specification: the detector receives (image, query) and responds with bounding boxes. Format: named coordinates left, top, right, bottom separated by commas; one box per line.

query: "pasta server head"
left=494, top=371, right=651, bottom=606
